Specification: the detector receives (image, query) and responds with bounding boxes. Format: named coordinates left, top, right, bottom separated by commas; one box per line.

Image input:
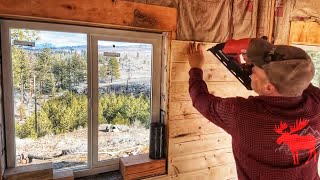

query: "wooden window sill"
left=120, top=153, right=166, bottom=180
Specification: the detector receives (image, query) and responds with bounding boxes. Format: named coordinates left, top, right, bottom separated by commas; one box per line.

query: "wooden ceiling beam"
left=0, top=0, right=177, bottom=32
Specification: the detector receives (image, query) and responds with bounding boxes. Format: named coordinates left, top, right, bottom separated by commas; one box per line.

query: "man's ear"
left=264, top=83, right=279, bottom=95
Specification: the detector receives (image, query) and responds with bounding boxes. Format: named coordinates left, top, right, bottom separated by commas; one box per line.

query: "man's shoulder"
left=304, top=84, right=320, bottom=102
left=228, top=95, right=261, bottom=107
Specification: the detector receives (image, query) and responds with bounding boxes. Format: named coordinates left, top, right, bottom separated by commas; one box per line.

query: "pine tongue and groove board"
left=169, top=118, right=224, bottom=138
left=170, top=62, right=238, bottom=82
left=171, top=163, right=237, bottom=180
left=169, top=148, right=235, bottom=174
left=169, top=132, right=232, bottom=157
left=144, top=163, right=237, bottom=180
left=169, top=40, right=237, bottom=82
left=0, top=0, right=177, bottom=32
left=170, top=41, right=219, bottom=63
left=169, top=100, right=203, bottom=120
left=170, top=81, right=255, bottom=102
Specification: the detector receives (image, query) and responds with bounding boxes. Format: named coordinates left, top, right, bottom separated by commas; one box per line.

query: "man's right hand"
left=188, top=42, right=205, bottom=69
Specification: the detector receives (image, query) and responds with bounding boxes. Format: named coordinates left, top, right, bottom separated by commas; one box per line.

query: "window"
left=96, top=41, right=152, bottom=162
left=1, top=20, right=163, bottom=175
left=292, top=44, right=320, bottom=87
left=11, top=29, right=88, bottom=169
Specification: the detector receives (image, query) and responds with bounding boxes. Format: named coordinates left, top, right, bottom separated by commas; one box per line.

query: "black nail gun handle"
left=207, top=43, right=252, bottom=90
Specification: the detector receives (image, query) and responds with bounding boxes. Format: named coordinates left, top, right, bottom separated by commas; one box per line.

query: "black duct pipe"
left=149, top=122, right=165, bottom=159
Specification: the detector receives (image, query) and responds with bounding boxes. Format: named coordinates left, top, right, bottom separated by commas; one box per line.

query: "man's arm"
left=189, top=68, right=242, bottom=135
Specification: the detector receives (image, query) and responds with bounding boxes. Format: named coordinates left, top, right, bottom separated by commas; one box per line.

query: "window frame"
left=0, top=20, right=163, bottom=175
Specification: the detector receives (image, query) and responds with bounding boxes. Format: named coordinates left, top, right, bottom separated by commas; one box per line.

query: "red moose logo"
left=274, top=119, right=317, bottom=165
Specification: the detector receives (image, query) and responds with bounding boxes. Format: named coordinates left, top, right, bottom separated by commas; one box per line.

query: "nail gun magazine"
left=207, top=38, right=256, bottom=90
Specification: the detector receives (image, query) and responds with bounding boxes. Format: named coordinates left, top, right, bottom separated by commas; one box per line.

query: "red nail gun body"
left=208, top=38, right=253, bottom=90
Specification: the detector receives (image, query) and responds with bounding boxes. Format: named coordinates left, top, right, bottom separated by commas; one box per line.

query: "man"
left=188, top=38, right=320, bottom=180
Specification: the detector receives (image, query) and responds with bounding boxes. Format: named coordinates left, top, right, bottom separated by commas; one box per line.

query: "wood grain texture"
left=145, top=163, right=237, bottom=180
left=169, top=163, right=237, bottom=180
left=3, top=162, right=53, bottom=180
left=170, top=62, right=238, bottom=82
left=0, top=0, right=177, bottom=32
left=169, top=118, right=224, bottom=138
left=170, top=41, right=218, bottom=63
left=169, top=101, right=203, bottom=120
left=169, top=133, right=232, bottom=157
left=169, top=148, right=235, bottom=175
left=170, top=81, right=255, bottom=102
left=289, top=21, right=320, bottom=46
left=121, top=0, right=179, bottom=8
left=120, top=154, right=166, bottom=180
left=169, top=40, right=244, bottom=82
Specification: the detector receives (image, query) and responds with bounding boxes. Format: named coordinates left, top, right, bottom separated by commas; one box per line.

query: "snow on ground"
left=16, top=123, right=150, bottom=169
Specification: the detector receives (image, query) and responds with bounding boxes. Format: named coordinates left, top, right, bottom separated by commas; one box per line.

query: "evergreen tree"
left=70, top=51, right=86, bottom=86
left=11, top=29, right=39, bottom=121
left=34, top=48, right=56, bottom=94
left=107, top=57, right=120, bottom=83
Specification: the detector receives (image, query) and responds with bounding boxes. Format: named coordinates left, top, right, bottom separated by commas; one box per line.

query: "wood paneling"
left=289, top=21, right=320, bottom=46
left=169, top=133, right=232, bottom=157
left=169, top=118, right=224, bottom=138
left=121, top=0, right=178, bottom=8
left=145, top=163, right=237, bottom=180
left=169, top=148, right=235, bottom=174
left=170, top=81, right=255, bottom=102
left=169, top=163, right=237, bottom=180
left=170, top=62, right=238, bottom=82
left=170, top=41, right=219, bottom=63
left=0, top=0, right=177, bottom=32
left=169, top=101, right=203, bottom=120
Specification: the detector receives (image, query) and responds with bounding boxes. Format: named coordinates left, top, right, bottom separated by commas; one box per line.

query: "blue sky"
left=37, top=31, right=87, bottom=47
left=37, top=31, right=148, bottom=47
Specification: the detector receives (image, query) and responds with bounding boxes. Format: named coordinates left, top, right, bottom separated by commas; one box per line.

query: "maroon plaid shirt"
left=189, top=68, right=320, bottom=180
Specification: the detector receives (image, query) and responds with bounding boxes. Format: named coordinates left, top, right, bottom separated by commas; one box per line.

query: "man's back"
left=189, top=68, right=320, bottom=180
left=230, top=84, right=320, bottom=179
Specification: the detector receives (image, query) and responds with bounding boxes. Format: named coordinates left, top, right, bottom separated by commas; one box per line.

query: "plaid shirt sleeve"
left=189, top=68, right=246, bottom=135
left=305, top=83, right=320, bottom=102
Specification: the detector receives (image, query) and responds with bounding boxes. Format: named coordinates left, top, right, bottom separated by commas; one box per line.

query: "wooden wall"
left=0, top=0, right=177, bottom=33
left=147, top=41, right=256, bottom=180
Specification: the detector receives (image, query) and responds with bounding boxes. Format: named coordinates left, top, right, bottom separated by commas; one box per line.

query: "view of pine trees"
left=305, top=49, right=320, bottom=87
left=13, top=29, right=151, bottom=139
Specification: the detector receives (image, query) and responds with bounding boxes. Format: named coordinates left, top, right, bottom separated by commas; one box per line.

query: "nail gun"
left=207, top=38, right=254, bottom=90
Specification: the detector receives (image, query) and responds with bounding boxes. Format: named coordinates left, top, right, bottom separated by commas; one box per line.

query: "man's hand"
left=188, top=42, right=205, bottom=69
